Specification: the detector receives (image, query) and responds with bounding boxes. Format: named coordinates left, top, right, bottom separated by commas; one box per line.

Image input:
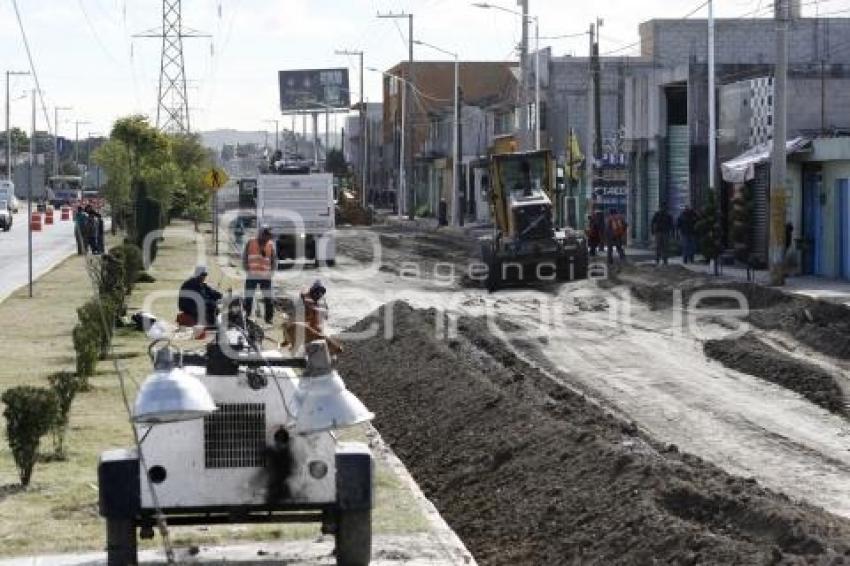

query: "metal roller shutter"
left=751, top=163, right=770, bottom=264
left=667, top=125, right=690, bottom=217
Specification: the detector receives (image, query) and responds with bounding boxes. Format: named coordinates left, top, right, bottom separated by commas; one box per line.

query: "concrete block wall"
left=640, top=18, right=850, bottom=67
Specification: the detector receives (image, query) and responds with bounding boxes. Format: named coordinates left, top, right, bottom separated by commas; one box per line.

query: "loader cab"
left=509, top=191, right=554, bottom=241
left=490, top=151, right=555, bottom=240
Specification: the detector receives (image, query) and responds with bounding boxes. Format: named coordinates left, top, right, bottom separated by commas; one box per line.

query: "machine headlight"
left=308, top=460, right=328, bottom=479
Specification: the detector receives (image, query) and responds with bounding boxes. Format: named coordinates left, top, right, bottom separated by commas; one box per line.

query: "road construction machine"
left=479, top=149, right=588, bottom=291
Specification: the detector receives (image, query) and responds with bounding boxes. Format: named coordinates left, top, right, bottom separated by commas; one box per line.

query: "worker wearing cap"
left=242, top=225, right=276, bottom=324
left=282, top=279, right=343, bottom=355
left=178, top=265, right=222, bottom=327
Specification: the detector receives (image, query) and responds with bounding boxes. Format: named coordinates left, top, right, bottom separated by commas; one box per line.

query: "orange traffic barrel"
left=45, top=210, right=54, bottom=225
left=30, top=212, right=42, bottom=232
left=61, top=206, right=70, bottom=221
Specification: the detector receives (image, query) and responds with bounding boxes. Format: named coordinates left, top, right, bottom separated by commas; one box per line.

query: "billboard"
left=279, top=68, right=350, bottom=112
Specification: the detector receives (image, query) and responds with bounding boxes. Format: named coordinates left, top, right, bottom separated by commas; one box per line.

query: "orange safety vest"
left=246, top=238, right=275, bottom=277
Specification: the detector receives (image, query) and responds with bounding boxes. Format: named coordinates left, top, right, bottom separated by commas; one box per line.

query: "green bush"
left=696, top=191, right=721, bottom=263
left=2, top=386, right=59, bottom=487
left=136, top=271, right=156, bottom=284
left=47, top=372, right=82, bottom=458
left=72, top=323, right=98, bottom=382
left=118, top=243, right=144, bottom=291
left=99, top=252, right=127, bottom=301
left=77, top=300, right=114, bottom=358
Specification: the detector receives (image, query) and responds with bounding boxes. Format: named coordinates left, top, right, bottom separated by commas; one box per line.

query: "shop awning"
left=721, top=137, right=810, bottom=184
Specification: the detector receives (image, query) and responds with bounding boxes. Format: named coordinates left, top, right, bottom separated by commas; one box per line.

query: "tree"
left=92, top=139, right=132, bottom=231
left=325, top=148, right=348, bottom=178
left=59, top=160, right=81, bottom=176
left=696, top=191, right=721, bottom=272
left=2, top=386, right=58, bottom=487
left=0, top=128, right=29, bottom=152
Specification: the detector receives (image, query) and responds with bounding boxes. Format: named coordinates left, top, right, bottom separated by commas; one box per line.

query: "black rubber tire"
left=106, top=518, right=138, bottom=566
left=336, top=509, right=371, bottom=566
left=481, top=243, right=501, bottom=292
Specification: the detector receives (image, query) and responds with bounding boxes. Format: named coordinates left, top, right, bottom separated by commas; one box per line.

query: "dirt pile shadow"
left=705, top=333, right=847, bottom=415
left=337, top=302, right=850, bottom=565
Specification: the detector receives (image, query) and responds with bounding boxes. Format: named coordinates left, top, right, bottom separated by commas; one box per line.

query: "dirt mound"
left=337, top=303, right=850, bottom=565
left=617, top=265, right=850, bottom=360
left=705, top=333, right=847, bottom=415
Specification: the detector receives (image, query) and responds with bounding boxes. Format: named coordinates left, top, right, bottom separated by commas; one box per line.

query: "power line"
left=9, top=0, right=53, bottom=136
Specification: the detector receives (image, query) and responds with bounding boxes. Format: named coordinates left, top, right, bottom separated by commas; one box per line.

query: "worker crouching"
left=281, top=280, right=343, bottom=355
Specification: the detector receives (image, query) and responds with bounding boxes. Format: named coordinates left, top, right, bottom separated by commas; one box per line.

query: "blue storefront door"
left=802, top=172, right=823, bottom=275
left=838, top=179, right=850, bottom=280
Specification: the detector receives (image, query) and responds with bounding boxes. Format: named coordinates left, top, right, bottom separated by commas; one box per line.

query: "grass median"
left=0, top=220, right=426, bottom=557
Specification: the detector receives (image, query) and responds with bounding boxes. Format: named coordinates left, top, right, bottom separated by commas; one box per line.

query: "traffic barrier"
left=30, top=212, right=42, bottom=232
left=45, top=209, right=54, bottom=225
left=61, top=207, right=70, bottom=221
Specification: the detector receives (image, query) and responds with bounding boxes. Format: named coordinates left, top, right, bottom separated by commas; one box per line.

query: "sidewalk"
left=626, top=245, right=850, bottom=306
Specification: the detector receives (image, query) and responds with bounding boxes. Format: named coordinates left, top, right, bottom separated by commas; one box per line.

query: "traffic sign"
left=203, top=167, right=229, bottom=190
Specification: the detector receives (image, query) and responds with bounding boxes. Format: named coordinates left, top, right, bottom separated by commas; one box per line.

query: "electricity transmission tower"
left=135, top=0, right=208, bottom=133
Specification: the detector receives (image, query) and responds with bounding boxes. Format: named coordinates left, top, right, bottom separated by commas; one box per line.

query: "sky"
left=0, top=0, right=840, bottom=141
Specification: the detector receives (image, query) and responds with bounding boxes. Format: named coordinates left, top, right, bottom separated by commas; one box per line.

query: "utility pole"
left=6, top=70, right=29, bottom=181
left=378, top=11, right=415, bottom=219
left=708, top=1, right=716, bottom=194
left=519, top=0, right=530, bottom=151
left=28, top=89, right=35, bottom=298
left=53, top=106, right=71, bottom=177
left=263, top=120, right=279, bottom=151
left=585, top=22, right=596, bottom=223
left=74, top=120, right=90, bottom=170
left=770, top=0, right=789, bottom=286
left=708, top=0, right=721, bottom=275
left=593, top=18, right=603, bottom=158
left=335, top=49, right=366, bottom=207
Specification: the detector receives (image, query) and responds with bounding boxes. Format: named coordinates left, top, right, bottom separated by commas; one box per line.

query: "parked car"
left=0, top=181, right=19, bottom=213
left=0, top=201, right=13, bottom=231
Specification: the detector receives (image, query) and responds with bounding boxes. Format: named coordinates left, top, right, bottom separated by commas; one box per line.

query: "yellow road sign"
left=203, top=167, right=229, bottom=190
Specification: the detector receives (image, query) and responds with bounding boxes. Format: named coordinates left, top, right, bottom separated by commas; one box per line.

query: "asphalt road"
left=0, top=207, right=78, bottom=302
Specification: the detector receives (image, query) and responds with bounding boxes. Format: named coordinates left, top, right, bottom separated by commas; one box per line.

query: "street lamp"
left=335, top=49, right=367, bottom=208
left=263, top=119, right=280, bottom=152
left=87, top=132, right=103, bottom=189
left=367, top=67, right=408, bottom=220
left=412, top=39, right=460, bottom=227
left=74, top=120, right=90, bottom=169
left=53, top=106, right=72, bottom=177
left=5, top=70, right=30, bottom=180
left=472, top=2, right=540, bottom=151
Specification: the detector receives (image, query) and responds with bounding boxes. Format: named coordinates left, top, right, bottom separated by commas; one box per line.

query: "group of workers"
left=650, top=205, right=700, bottom=266
left=73, top=205, right=105, bottom=255
left=585, top=209, right=629, bottom=265
left=177, top=224, right=337, bottom=354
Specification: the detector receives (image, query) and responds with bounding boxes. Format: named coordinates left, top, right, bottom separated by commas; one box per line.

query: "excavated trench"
left=337, top=302, right=850, bottom=565
left=612, top=264, right=850, bottom=417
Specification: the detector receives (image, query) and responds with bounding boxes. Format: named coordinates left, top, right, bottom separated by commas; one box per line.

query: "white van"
left=0, top=181, right=19, bottom=213
left=257, top=172, right=336, bottom=267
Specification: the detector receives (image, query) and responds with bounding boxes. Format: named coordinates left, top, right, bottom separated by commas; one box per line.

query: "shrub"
left=119, top=243, right=144, bottom=291
left=72, top=323, right=98, bottom=382
left=77, top=300, right=114, bottom=358
left=136, top=271, right=156, bottom=284
left=99, top=251, right=127, bottom=300
left=47, top=372, right=82, bottom=458
left=2, top=386, right=59, bottom=487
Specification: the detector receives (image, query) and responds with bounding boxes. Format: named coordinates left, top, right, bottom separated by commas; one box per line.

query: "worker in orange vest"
left=242, top=225, right=276, bottom=324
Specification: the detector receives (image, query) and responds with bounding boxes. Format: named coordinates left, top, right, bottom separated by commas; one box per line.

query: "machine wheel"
left=336, top=509, right=371, bottom=566
left=106, top=518, right=138, bottom=566
left=481, top=243, right=501, bottom=293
